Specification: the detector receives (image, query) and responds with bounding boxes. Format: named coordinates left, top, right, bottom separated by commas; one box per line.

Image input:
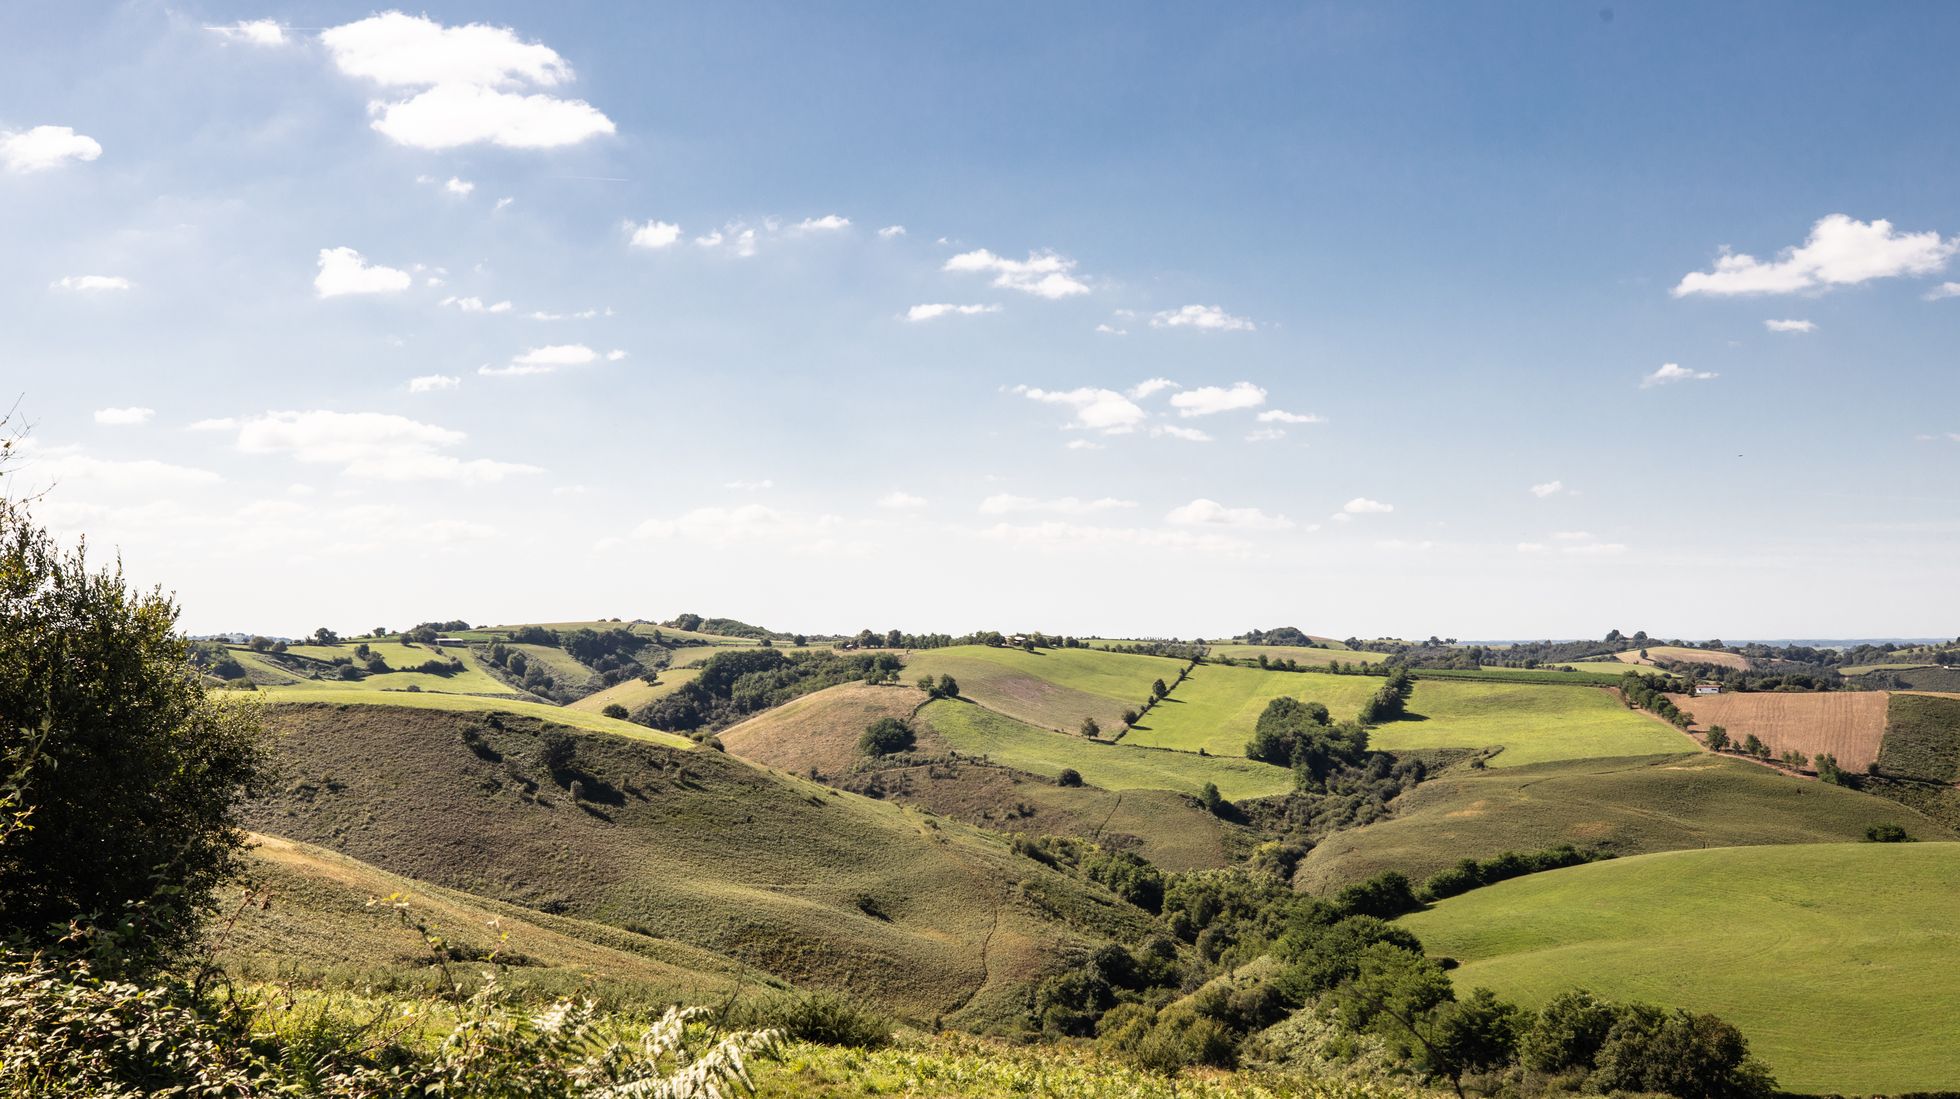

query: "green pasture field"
left=918, top=699, right=1295, bottom=801
left=1400, top=843, right=1960, bottom=1095
left=1122, top=665, right=1381, bottom=756
left=238, top=686, right=697, bottom=749
left=1842, top=662, right=1935, bottom=675
left=1370, top=681, right=1688, bottom=767
left=1294, top=751, right=1945, bottom=890
left=1206, top=644, right=1363, bottom=667
left=266, top=641, right=515, bottom=695
left=903, top=645, right=1187, bottom=734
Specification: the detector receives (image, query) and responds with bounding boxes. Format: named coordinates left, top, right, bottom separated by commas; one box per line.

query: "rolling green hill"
left=242, top=642, right=520, bottom=696
left=904, top=645, right=1186, bottom=734
left=567, top=666, right=703, bottom=715
left=918, top=697, right=1296, bottom=801
left=1122, top=665, right=1381, bottom=755
left=1399, top=843, right=1960, bottom=1095
left=244, top=701, right=1154, bottom=1029
left=1295, top=751, right=1948, bottom=891
left=238, top=688, right=697, bottom=747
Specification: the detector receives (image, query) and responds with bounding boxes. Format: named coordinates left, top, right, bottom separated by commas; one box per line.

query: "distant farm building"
left=1695, top=682, right=1723, bottom=696
left=435, top=637, right=468, bottom=647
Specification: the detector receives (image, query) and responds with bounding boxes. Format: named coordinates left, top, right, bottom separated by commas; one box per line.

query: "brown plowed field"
left=1621, top=646, right=1751, bottom=670
left=1669, top=691, right=1889, bottom=770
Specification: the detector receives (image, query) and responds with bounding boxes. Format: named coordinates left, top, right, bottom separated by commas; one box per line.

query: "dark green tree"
left=859, top=717, right=915, bottom=756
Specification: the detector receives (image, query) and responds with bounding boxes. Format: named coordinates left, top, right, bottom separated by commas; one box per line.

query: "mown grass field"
left=918, top=698, right=1295, bottom=801
left=1122, top=666, right=1381, bottom=756
left=1400, top=843, right=1960, bottom=1096
left=1373, top=681, right=1689, bottom=767
left=1294, top=751, right=1944, bottom=891
left=239, top=686, right=697, bottom=748
left=246, top=702, right=1156, bottom=1030
left=1671, top=689, right=1891, bottom=771
left=567, top=667, right=703, bottom=715
left=1129, top=667, right=1682, bottom=767
left=721, top=682, right=925, bottom=778
left=904, top=646, right=1186, bottom=734
left=1613, top=645, right=1749, bottom=670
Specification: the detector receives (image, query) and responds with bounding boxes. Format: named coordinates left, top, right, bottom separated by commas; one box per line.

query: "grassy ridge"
left=567, top=667, right=703, bottom=715
left=236, top=687, right=697, bottom=748
left=1295, top=752, right=1946, bottom=891
left=1123, top=665, right=1380, bottom=756
left=904, top=646, right=1186, bottom=734
left=1400, top=843, right=1960, bottom=1095
left=250, top=642, right=519, bottom=696
left=246, top=702, right=1154, bottom=1029
left=919, top=698, right=1295, bottom=801
left=1877, top=693, right=1960, bottom=781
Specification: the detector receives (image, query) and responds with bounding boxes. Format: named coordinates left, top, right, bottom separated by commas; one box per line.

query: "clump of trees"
left=917, top=673, right=959, bottom=699
left=638, top=649, right=905, bottom=732
left=1621, top=674, right=1694, bottom=728
left=1420, top=845, right=1611, bottom=901
left=1244, top=698, right=1370, bottom=788
left=859, top=717, right=915, bottom=757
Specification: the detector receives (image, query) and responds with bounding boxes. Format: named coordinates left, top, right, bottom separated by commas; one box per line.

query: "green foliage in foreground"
left=0, top=953, right=779, bottom=1098
left=1, top=498, right=268, bottom=971
left=1401, top=842, right=1960, bottom=1095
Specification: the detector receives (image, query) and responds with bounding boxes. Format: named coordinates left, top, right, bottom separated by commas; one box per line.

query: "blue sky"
left=3, top=1, right=1956, bottom=639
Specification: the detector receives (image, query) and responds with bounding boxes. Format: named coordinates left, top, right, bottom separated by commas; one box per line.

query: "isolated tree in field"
left=1080, top=716, right=1101, bottom=739
left=311, top=626, right=339, bottom=645
left=0, top=494, right=267, bottom=971
left=1704, top=725, right=1730, bottom=751
left=1121, top=708, right=1141, bottom=727
left=1152, top=678, right=1169, bottom=699
left=1199, top=782, right=1228, bottom=816
left=602, top=703, right=630, bottom=719
left=859, top=717, right=915, bottom=756
left=937, top=673, right=959, bottom=699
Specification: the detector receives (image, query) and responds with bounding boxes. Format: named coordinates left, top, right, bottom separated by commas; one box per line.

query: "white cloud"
left=605, top=349, right=627, bottom=361
left=1150, top=304, right=1254, bottom=332
left=207, top=19, right=287, bottom=46
left=321, top=13, right=613, bottom=150
left=495, top=196, right=515, bottom=211
left=1152, top=425, right=1212, bottom=443
left=1530, top=480, right=1564, bottom=498
left=1245, top=428, right=1286, bottom=443
left=1763, top=318, right=1815, bottom=333
left=795, top=214, right=850, bottom=232
left=440, top=295, right=511, bottom=313
left=52, top=275, right=132, bottom=292
left=13, top=443, right=220, bottom=490
left=480, top=344, right=599, bottom=376
left=408, top=374, right=460, bottom=393
left=444, top=176, right=474, bottom=196
left=1, top=125, right=102, bottom=172
left=877, top=491, right=927, bottom=509
left=232, top=409, right=539, bottom=483
left=1673, top=214, right=1955, bottom=297
left=944, top=249, right=1089, bottom=299
left=1064, top=439, right=1103, bottom=451
left=1343, top=498, right=1394, bottom=515
left=1165, top=499, right=1293, bottom=530
left=94, top=407, right=154, bottom=426
left=1926, top=282, right=1960, bottom=301
left=1128, top=378, right=1178, bottom=399
left=627, top=219, right=682, bottom=249
left=1641, top=363, right=1718, bottom=388
left=1095, top=324, right=1129, bottom=336
left=979, top=494, right=1137, bottom=516
left=877, top=225, right=906, bottom=239
left=906, top=302, right=1000, bottom=322
left=723, top=478, right=774, bottom=491
left=1012, top=385, right=1146, bottom=434
left=1256, top=409, right=1322, bottom=424
left=314, top=247, right=411, bottom=298
left=1170, top=382, right=1266, bottom=417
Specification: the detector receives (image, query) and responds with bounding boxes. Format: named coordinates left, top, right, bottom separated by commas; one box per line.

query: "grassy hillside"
left=918, top=697, right=1295, bottom=801
left=1207, top=644, right=1359, bottom=668
left=1400, top=843, right=1960, bottom=1095
left=229, top=833, right=753, bottom=1002
left=904, top=646, right=1186, bottom=734
left=245, top=702, right=1154, bottom=1030
left=1877, top=692, right=1960, bottom=781
left=1614, top=645, right=1749, bottom=670
left=720, top=682, right=924, bottom=778
left=718, top=684, right=1251, bottom=869
left=248, top=642, right=519, bottom=696
left=567, top=667, right=702, bottom=715
left=1123, top=666, right=1380, bottom=756
left=240, top=688, right=696, bottom=747
left=1295, top=751, right=1946, bottom=891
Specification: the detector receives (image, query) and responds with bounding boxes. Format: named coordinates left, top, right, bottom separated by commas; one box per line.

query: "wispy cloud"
left=1763, top=318, right=1815, bottom=333
left=1166, top=498, right=1293, bottom=529
left=1012, top=385, right=1146, bottom=434
left=979, top=494, right=1137, bottom=515
left=906, top=302, right=1000, bottom=322
left=53, top=275, right=132, bottom=292
left=944, top=249, right=1089, bottom=299
left=1530, top=480, right=1564, bottom=498
left=1170, top=382, right=1266, bottom=417
left=314, top=247, right=411, bottom=298
left=1150, top=304, right=1254, bottom=331
left=94, top=407, right=154, bottom=426
left=1641, top=363, right=1718, bottom=388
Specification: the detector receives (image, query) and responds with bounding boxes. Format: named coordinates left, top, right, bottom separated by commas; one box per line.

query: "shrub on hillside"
left=734, top=990, right=892, bottom=1049
left=601, top=703, right=630, bottom=720
left=859, top=717, right=915, bottom=756
left=1056, top=767, right=1083, bottom=787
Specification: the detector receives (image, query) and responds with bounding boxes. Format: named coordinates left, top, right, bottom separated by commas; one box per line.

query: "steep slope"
left=245, top=701, right=1153, bottom=1030
left=1295, top=751, right=1949, bottom=890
